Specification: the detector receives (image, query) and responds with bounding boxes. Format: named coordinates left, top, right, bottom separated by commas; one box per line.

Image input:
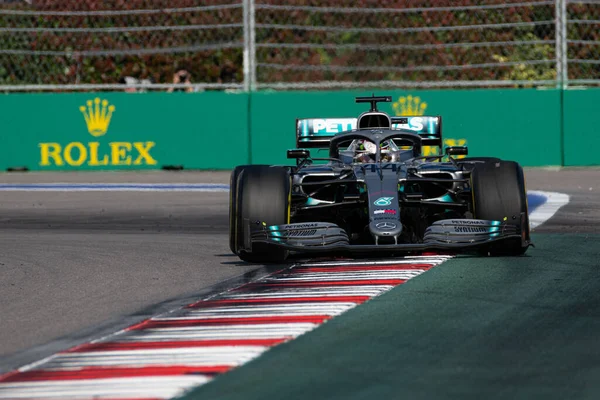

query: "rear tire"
left=231, top=165, right=290, bottom=263
left=471, top=160, right=530, bottom=256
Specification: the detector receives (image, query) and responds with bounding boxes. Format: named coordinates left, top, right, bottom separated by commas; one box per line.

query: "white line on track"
left=41, top=347, right=268, bottom=369
left=117, top=323, right=320, bottom=341
left=0, top=184, right=569, bottom=230
left=222, top=286, right=395, bottom=298
left=0, top=183, right=229, bottom=192
left=169, top=304, right=357, bottom=318
left=179, top=303, right=358, bottom=316
left=0, top=183, right=569, bottom=231
left=528, top=190, right=570, bottom=229
left=298, top=257, right=452, bottom=267
left=268, top=271, right=426, bottom=281
left=0, top=376, right=211, bottom=399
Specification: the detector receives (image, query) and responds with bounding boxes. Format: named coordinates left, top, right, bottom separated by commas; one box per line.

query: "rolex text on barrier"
left=39, top=142, right=156, bottom=167
left=38, top=98, right=157, bottom=167
left=0, top=92, right=249, bottom=171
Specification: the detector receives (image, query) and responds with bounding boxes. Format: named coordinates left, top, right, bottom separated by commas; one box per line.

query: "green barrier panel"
left=249, top=89, right=562, bottom=167
left=0, top=89, right=566, bottom=171
left=0, top=92, right=249, bottom=171
left=563, top=88, right=600, bottom=166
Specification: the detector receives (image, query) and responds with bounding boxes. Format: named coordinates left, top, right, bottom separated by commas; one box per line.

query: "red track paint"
left=292, top=264, right=434, bottom=273
left=0, top=365, right=231, bottom=382
left=241, top=279, right=406, bottom=288
left=65, top=338, right=288, bottom=353
left=186, top=295, right=372, bottom=308
left=129, top=315, right=331, bottom=330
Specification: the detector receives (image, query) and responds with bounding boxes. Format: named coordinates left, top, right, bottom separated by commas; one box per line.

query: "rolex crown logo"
left=79, top=97, right=115, bottom=137
left=392, top=95, right=427, bottom=116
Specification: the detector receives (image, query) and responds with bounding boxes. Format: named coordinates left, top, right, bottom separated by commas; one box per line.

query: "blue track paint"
left=0, top=183, right=229, bottom=191
left=0, top=183, right=551, bottom=216
left=527, top=192, right=548, bottom=214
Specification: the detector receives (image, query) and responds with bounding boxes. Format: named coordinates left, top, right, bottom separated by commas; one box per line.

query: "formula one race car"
left=229, top=95, right=530, bottom=263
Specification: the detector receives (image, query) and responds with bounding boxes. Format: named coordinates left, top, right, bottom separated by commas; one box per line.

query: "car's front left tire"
left=470, top=160, right=530, bottom=256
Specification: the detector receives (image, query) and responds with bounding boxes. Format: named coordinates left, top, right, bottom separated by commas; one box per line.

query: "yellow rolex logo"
left=392, top=95, right=427, bottom=116
left=79, top=97, right=115, bottom=137
left=445, top=138, right=468, bottom=159
left=38, top=97, right=157, bottom=168
left=445, top=138, right=467, bottom=147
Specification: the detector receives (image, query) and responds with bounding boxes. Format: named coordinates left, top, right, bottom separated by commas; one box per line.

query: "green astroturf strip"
left=180, top=234, right=600, bottom=400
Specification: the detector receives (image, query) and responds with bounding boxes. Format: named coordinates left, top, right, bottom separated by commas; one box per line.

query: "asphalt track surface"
left=0, top=171, right=246, bottom=372
left=0, top=168, right=599, bottom=398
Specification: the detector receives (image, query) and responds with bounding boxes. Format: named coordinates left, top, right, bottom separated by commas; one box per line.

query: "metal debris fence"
left=0, top=0, right=597, bottom=91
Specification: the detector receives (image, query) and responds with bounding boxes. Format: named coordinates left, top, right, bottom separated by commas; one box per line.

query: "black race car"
left=229, top=95, right=530, bottom=263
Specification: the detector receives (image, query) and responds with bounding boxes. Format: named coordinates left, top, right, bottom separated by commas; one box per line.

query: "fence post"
left=249, top=0, right=256, bottom=91
left=243, top=0, right=250, bottom=91
left=242, top=0, right=256, bottom=92
left=555, top=0, right=568, bottom=88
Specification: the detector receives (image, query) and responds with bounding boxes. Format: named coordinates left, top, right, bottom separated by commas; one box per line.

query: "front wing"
left=246, top=220, right=525, bottom=255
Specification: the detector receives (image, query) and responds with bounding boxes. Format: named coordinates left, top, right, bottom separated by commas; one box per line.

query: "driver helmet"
left=354, top=139, right=399, bottom=163
left=355, top=139, right=377, bottom=163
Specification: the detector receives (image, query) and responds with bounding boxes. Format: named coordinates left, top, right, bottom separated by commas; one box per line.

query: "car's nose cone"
left=369, top=220, right=403, bottom=238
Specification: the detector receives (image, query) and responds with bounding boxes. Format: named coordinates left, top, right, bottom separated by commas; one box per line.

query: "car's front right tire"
left=229, top=165, right=290, bottom=263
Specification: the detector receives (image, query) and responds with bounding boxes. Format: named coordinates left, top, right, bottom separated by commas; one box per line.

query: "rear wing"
left=296, top=116, right=442, bottom=149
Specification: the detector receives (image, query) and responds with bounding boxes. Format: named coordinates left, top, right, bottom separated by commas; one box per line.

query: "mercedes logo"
left=376, top=222, right=397, bottom=230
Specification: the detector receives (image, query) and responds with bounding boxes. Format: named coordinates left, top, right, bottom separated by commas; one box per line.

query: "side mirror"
left=445, top=146, right=468, bottom=157
left=287, top=149, right=310, bottom=159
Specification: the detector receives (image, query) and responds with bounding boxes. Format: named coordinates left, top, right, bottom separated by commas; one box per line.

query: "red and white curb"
left=0, top=256, right=450, bottom=399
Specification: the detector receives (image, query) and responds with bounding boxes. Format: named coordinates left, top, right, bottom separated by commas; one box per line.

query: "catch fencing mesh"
left=253, top=0, right=559, bottom=89
left=566, top=0, right=600, bottom=85
left=0, top=0, right=598, bottom=90
left=0, top=0, right=245, bottom=91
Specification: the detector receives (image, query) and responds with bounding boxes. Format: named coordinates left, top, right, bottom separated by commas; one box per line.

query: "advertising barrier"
left=0, top=88, right=595, bottom=170
left=0, top=92, right=249, bottom=171
left=249, top=89, right=562, bottom=166
left=563, top=88, right=600, bottom=166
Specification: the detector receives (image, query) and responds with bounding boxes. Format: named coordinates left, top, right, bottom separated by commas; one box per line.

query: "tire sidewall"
left=471, top=160, right=530, bottom=255
left=235, top=165, right=291, bottom=263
